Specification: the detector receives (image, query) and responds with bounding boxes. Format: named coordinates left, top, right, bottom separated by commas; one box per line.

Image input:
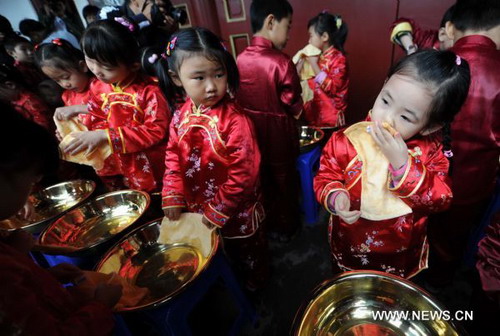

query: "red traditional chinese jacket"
left=314, top=128, right=453, bottom=278
left=0, top=241, right=114, bottom=335
left=161, top=97, right=264, bottom=238
left=85, top=75, right=170, bottom=192
left=303, top=46, right=348, bottom=127
left=11, top=89, right=52, bottom=130
left=236, top=36, right=303, bottom=165
left=61, top=78, right=94, bottom=106
left=450, top=35, right=500, bottom=204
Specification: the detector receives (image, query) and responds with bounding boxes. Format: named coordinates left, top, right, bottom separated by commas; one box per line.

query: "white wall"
left=0, top=0, right=38, bottom=33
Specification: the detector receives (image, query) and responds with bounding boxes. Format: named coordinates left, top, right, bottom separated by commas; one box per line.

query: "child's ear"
left=444, top=21, right=456, bottom=42
left=78, top=60, right=88, bottom=73
left=438, top=27, right=447, bottom=42
left=321, top=32, right=329, bottom=43
left=168, top=70, right=182, bottom=87
left=264, top=14, right=276, bottom=31
left=6, top=50, right=16, bottom=59
left=420, top=124, right=443, bottom=136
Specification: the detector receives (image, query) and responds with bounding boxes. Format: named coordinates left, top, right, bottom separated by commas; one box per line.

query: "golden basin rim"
left=293, top=270, right=467, bottom=336
left=95, top=217, right=220, bottom=312
left=0, top=180, right=96, bottom=232
left=37, top=189, right=151, bottom=255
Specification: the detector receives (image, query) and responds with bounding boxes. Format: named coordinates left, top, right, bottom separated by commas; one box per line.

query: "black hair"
left=35, top=38, right=85, bottom=72
left=0, top=101, right=59, bottom=176
left=308, top=12, right=348, bottom=53
left=450, top=0, right=500, bottom=32
left=19, top=19, right=45, bottom=36
left=0, top=63, right=24, bottom=86
left=440, top=5, right=456, bottom=28
left=144, top=27, right=239, bottom=111
left=388, top=49, right=470, bottom=157
left=81, top=19, right=139, bottom=67
left=83, top=5, right=100, bottom=19
left=250, top=0, right=293, bottom=34
left=3, top=35, right=32, bottom=53
left=0, top=15, right=13, bottom=35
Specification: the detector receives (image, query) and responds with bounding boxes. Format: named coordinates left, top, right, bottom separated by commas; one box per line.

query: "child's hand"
left=202, top=216, right=216, bottom=230
left=163, top=208, right=181, bottom=221
left=93, top=283, right=123, bottom=309
left=370, top=121, right=408, bottom=169
left=48, top=263, right=85, bottom=284
left=63, top=130, right=107, bottom=156
left=54, top=105, right=84, bottom=121
left=332, top=192, right=360, bottom=224
left=55, top=129, right=63, bottom=141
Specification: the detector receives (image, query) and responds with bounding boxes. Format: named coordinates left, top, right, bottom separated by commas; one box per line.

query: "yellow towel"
left=344, top=121, right=412, bottom=220
left=293, top=44, right=322, bottom=103
left=292, top=44, right=322, bottom=80
left=158, top=213, right=215, bottom=258
left=55, top=116, right=111, bottom=170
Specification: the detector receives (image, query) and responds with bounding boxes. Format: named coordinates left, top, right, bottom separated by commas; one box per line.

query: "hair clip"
left=455, top=55, right=461, bottom=66
left=321, top=9, right=328, bottom=14
left=52, top=38, right=63, bottom=46
left=114, top=17, right=135, bottom=32
left=220, top=41, right=227, bottom=51
left=444, top=150, right=454, bottom=158
left=148, top=53, right=158, bottom=64
left=336, top=16, right=342, bottom=29
left=165, top=36, right=178, bottom=57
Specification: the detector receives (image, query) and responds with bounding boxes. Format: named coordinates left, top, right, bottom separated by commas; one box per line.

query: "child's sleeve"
left=0, top=257, right=114, bottom=336
left=315, top=54, right=348, bottom=99
left=280, top=59, right=304, bottom=118
left=161, top=114, right=186, bottom=210
left=313, top=132, right=350, bottom=214
left=203, top=115, right=261, bottom=228
left=389, top=141, right=452, bottom=213
left=24, top=97, right=51, bottom=130
left=105, top=86, right=170, bottom=154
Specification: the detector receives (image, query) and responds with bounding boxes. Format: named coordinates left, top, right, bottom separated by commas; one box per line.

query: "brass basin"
left=0, top=180, right=96, bottom=233
left=293, top=271, right=466, bottom=336
left=95, top=214, right=219, bottom=312
left=299, top=126, right=324, bottom=153
left=37, top=190, right=150, bottom=255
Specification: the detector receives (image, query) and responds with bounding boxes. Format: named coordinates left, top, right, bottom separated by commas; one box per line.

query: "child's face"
left=173, top=55, right=228, bottom=108
left=9, top=42, right=34, bottom=63
left=371, top=74, right=434, bottom=140
left=42, top=63, right=90, bottom=93
left=308, top=26, right=324, bottom=50
left=269, top=15, right=292, bottom=50
left=85, top=56, right=130, bottom=84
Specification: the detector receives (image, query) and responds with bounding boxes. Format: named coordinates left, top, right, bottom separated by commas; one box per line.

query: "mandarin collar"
left=251, top=36, right=274, bottom=49
left=454, top=35, right=496, bottom=49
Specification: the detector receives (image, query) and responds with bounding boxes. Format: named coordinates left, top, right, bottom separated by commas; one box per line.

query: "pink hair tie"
left=455, top=55, right=461, bottom=66
left=444, top=150, right=454, bottom=158
left=148, top=53, right=158, bottom=64
left=321, top=9, right=328, bottom=14
left=114, top=17, right=135, bottom=32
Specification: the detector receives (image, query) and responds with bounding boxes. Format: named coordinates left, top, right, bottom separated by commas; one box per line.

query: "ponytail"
left=141, top=47, right=183, bottom=112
